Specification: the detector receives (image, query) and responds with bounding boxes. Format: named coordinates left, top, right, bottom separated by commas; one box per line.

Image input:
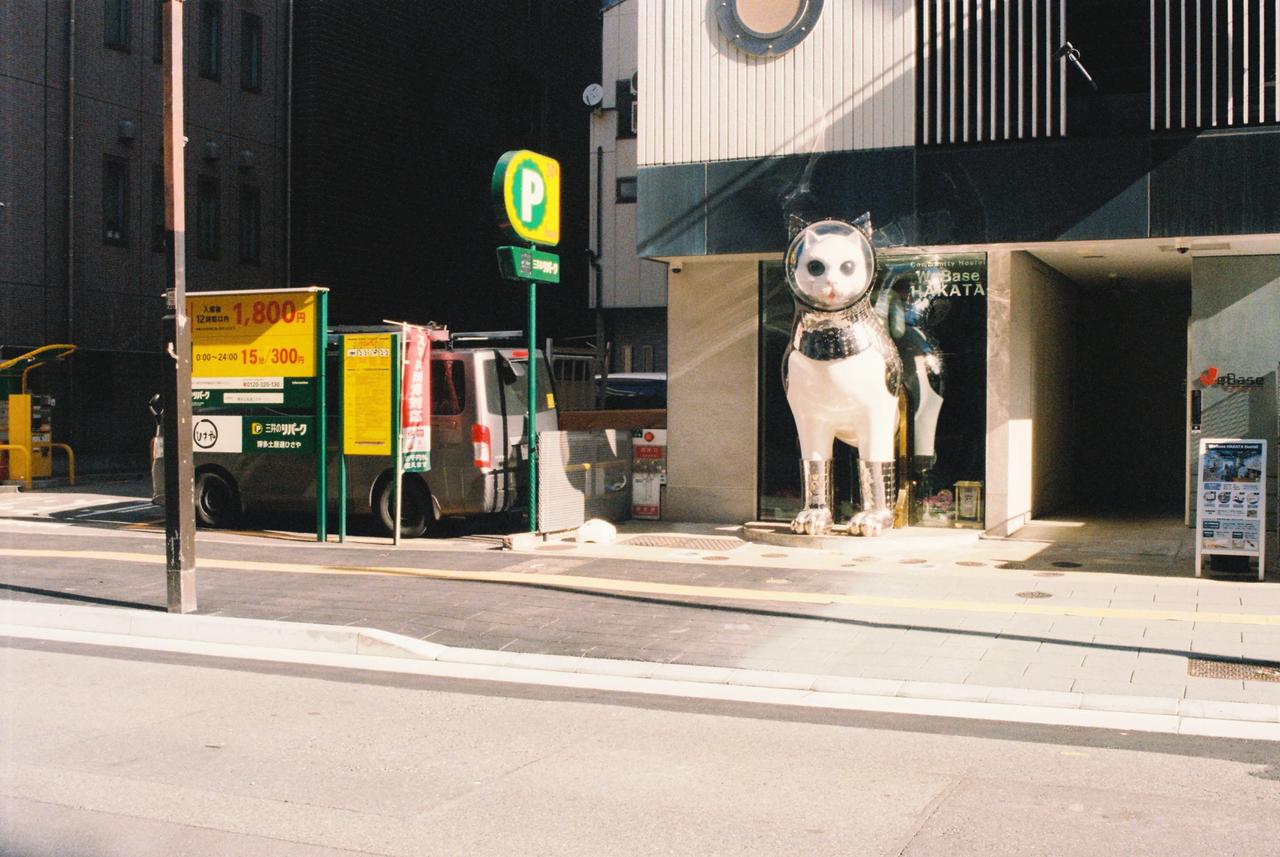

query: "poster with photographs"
left=1195, top=439, right=1267, bottom=578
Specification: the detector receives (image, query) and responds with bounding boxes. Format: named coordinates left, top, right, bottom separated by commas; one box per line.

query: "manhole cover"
left=1035, top=571, right=1065, bottom=578
left=1015, top=591, right=1053, bottom=599
left=955, top=561, right=985, bottom=567
left=622, top=535, right=745, bottom=551
left=1052, top=561, right=1083, bottom=568
left=1188, top=659, right=1280, bottom=682
left=701, top=555, right=730, bottom=561
left=899, top=558, right=927, bottom=565
left=997, top=562, right=1026, bottom=570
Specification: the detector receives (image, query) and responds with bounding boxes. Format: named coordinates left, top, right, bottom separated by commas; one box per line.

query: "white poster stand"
left=1194, top=438, right=1268, bottom=581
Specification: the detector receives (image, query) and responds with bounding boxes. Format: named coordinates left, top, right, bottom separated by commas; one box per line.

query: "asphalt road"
left=3, top=639, right=1278, bottom=857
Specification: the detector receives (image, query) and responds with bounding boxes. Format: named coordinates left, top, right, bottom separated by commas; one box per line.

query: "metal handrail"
left=0, top=444, right=32, bottom=491
left=32, top=442, right=75, bottom=485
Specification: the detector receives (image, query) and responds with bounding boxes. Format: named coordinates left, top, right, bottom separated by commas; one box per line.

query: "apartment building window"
left=615, top=78, right=637, bottom=139
left=199, top=1, right=222, bottom=81
left=196, top=176, right=220, bottom=259
left=151, top=164, right=167, bottom=250
left=238, top=185, right=261, bottom=264
left=616, top=176, right=637, bottom=204
left=102, top=156, right=129, bottom=245
left=105, top=0, right=130, bottom=51
left=152, top=0, right=163, bottom=62
left=240, top=13, right=263, bottom=92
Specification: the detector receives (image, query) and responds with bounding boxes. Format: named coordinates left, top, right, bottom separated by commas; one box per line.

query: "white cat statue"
left=783, top=219, right=902, bottom=536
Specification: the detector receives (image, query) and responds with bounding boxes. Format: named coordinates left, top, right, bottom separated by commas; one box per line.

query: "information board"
left=1195, top=438, right=1267, bottom=580
left=189, top=290, right=319, bottom=407
left=342, top=334, right=393, bottom=456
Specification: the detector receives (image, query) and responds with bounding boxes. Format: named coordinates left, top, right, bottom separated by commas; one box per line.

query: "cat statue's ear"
left=851, top=211, right=873, bottom=238
left=787, top=213, right=811, bottom=241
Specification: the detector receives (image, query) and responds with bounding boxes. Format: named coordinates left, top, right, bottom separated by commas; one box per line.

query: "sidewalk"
left=1, top=483, right=1279, bottom=736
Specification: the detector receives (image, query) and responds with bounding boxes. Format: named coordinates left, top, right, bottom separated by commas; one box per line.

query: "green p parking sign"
left=492, top=150, right=561, bottom=247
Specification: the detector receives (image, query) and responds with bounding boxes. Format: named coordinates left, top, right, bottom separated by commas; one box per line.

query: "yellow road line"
left=3, top=547, right=1277, bottom=627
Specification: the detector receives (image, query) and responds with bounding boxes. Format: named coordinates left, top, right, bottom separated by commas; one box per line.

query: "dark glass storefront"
left=758, top=253, right=989, bottom=527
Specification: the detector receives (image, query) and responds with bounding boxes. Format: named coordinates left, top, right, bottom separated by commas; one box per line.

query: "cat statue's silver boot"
left=850, top=460, right=895, bottom=536
left=790, top=458, right=834, bottom=535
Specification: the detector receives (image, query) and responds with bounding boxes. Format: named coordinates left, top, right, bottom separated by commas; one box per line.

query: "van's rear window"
left=432, top=359, right=465, bottom=416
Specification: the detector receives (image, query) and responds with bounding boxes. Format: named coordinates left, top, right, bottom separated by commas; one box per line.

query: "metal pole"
left=338, top=335, right=346, bottom=543
left=315, top=291, right=327, bottom=541
left=392, top=330, right=403, bottom=546
left=528, top=276, right=538, bottom=533
left=162, top=0, right=196, bottom=613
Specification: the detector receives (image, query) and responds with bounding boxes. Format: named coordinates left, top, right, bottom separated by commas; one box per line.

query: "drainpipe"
left=284, top=0, right=293, bottom=286
left=590, top=144, right=608, bottom=408
left=66, top=0, right=76, bottom=343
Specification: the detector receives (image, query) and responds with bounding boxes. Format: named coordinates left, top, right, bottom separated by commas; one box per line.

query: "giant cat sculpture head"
left=785, top=219, right=876, bottom=312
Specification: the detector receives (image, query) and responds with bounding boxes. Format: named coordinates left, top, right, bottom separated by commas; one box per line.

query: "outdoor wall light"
left=203, top=140, right=220, bottom=162
left=116, top=119, right=136, bottom=142
left=716, top=0, right=824, bottom=57
left=238, top=148, right=255, bottom=170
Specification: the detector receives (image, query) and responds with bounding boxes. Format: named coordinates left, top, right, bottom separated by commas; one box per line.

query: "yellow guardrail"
left=0, top=444, right=32, bottom=491
left=33, top=442, right=75, bottom=486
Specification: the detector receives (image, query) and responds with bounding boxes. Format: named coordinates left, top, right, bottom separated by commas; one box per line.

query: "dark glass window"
left=196, top=176, right=220, bottom=259
left=152, top=0, right=163, bottom=63
left=240, top=13, right=262, bottom=92
left=150, top=163, right=166, bottom=251
left=431, top=360, right=466, bottom=416
left=199, top=1, right=222, bottom=80
left=616, top=176, right=637, bottom=204
left=615, top=78, right=637, bottom=139
left=102, top=155, right=129, bottom=245
left=105, top=0, right=130, bottom=50
left=238, top=184, right=260, bottom=264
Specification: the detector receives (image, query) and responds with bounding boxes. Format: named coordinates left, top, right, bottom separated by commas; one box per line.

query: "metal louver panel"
left=1152, top=0, right=1280, bottom=129
left=919, top=0, right=1068, bottom=144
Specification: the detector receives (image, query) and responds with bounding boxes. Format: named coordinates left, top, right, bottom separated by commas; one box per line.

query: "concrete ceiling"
left=1024, top=234, right=1280, bottom=289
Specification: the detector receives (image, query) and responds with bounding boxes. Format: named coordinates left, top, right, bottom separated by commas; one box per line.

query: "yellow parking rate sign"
left=492, top=150, right=561, bottom=247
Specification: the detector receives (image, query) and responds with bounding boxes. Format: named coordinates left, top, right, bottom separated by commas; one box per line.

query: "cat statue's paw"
left=849, top=508, right=893, bottom=537
left=790, top=507, right=834, bottom=536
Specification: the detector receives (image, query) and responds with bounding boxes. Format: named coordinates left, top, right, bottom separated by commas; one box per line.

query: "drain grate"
left=1188, top=659, right=1280, bottom=682
left=997, top=562, right=1026, bottom=570
left=622, top=535, right=745, bottom=551
left=1015, top=590, right=1053, bottom=599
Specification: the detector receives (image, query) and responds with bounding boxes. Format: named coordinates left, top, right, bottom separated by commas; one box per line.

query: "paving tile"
left=1178, top=698, right=1280, bottom=723
left=1069, top=678, right=1186, bottom=698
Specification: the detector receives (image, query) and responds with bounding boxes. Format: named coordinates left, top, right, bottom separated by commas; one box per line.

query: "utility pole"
left=162, top=0, right=196, bottom=613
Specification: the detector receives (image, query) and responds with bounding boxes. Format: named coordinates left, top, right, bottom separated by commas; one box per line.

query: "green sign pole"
left=315, top=291, right=329, bottom=542
left=528, top=271, right=538, bottom=533
left=338, top=334, right=347, bottom=543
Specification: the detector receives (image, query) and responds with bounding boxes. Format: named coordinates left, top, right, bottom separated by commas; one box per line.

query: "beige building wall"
left=664, top=260, right=759, bottom=522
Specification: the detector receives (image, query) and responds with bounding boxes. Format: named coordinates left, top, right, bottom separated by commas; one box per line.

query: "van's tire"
left=194, top=470, right=240, bottom=528
left=376, top=476, right=433, bottom=539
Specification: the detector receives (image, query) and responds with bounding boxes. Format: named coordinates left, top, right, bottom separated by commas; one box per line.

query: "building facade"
left=589, top=0, right=669, bottom=375
left=633, top=0, right=1278, bottom=568
left=2, top=0, right=289, bottom=470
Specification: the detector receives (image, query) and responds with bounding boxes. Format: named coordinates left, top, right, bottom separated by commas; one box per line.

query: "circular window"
left=717, top=0, right=824, bottom=57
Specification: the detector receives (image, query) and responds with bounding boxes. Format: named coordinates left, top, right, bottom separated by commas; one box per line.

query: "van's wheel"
left=194, top=470, right=240, bottom=528
left=376, top=476, right=432, bottom=538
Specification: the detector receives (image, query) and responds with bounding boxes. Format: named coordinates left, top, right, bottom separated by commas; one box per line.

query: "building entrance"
left=1063, top=280, right=1190, bottom=515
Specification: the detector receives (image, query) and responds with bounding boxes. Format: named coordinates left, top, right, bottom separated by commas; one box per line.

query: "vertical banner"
left=400, top=326, right=432, bottom=472
left=1195, top=438, right=1268, bottom=580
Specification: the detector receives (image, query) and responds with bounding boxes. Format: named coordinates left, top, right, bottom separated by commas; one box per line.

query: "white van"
left=151, top=329, right=558, bottom=537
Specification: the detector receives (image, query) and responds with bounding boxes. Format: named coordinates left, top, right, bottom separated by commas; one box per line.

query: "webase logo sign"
left=1199, top=366, right=1265, bottom=390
